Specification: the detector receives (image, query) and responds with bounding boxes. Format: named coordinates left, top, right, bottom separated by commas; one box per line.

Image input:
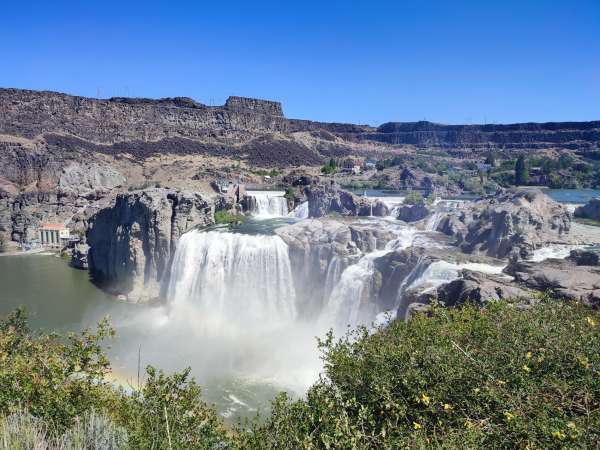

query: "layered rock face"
left=87, top=188, right=213, bottom=302
left=574, top=198, right=600, bottom=221
left=362, top=120, right=600, bottom=151
left=436, top=189, right=571, bottom=259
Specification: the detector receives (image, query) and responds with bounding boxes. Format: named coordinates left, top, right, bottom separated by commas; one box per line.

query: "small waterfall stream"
left=246, top=191, right=289, bottom=218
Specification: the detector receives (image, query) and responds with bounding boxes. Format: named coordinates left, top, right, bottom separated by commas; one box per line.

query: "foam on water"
left=528, top=244, right=586, bottom=262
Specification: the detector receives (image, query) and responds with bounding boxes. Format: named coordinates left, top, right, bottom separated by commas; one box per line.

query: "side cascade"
left=246, top=191, right=289, bottom=218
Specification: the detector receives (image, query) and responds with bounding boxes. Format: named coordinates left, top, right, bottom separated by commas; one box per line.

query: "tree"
left=514, top=155, right=529, bottom=186
left=0, top=234, right=5, bottom=253
left=485, top=152, right=497, bottom=167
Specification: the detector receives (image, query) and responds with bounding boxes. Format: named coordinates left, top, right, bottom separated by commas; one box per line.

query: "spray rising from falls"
left=246, top=191, right=289, bottom=218
left=167, top=229, right=297, bottom=326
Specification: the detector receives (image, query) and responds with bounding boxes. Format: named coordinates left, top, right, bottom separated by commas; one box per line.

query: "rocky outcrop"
left=436, top=189, right=571, bottom=259
left=58, top=162, right=125, bottom=199
left=504, top=252, right=600, bottom=306
left=396, top=203, right=429, bottom=222
left=305, top=185, right=388, bottom=218
left=70, top=243, right=89, bottom=270
left=574, top=198, right=600, bottom=221
left=87, top=188, right=213, bottom=302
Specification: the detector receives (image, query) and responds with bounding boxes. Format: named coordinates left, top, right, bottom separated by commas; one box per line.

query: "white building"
left=39, top=224, right=70, bottom=248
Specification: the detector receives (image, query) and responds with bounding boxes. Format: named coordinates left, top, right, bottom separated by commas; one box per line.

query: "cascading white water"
left=167, top=229, right=297, bottom=326
left=323, top=225, right=417, bottom=329
left=425, top=212, right=443, bottom=231
left=288, top=201, right=309, bottom=219
left=528, top=244, right=586, bottom=262
left=246, top=191, right=289, bottom=218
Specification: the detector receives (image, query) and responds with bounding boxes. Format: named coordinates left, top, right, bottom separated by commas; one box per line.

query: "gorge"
left=1, top=88, right=600, bottom=423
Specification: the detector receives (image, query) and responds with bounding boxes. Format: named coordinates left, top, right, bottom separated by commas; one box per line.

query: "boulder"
left=396, top=203, right=429, bottom=222
left=574, top=198, right=600, bottom=221
left=568, top=249, right=599, bottom=266
left=305, top=185, right=388, bottom=218
left=87, top=188, right=213, bottom=302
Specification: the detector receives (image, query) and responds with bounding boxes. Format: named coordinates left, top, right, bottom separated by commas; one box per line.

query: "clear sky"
left=1, top=0, right=598, bottom=125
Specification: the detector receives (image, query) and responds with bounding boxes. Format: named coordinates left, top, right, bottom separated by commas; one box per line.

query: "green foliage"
left=321, top=159, right=338, bottom=175
left=0, top=309, right=231, bottom=449
left=3, top=300, right=600, bottom=449
left=0, top=308, right=116, bottom=431
left=214, top=209, right=245, bottom=225
left=243, top=300, right=600, bottom=449
left=403, top=190, right=424, bottom=205
left=119, top=367, right=229, bottom=449
left=514, top=155, right=529, bottom=185
left=0, top=234, right=5, bottom=253
left=253, top=169, right=280, bottom=177
left=284, top=187, right=296, bottom=202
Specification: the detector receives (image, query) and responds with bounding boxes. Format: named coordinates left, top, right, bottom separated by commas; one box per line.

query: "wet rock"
left=70, top=243, right=89, bottom=270
left=276, top=218, right=397, bottom=315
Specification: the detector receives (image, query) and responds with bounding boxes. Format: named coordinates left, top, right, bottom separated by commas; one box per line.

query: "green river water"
left=0, top=253, right=281, bottom=422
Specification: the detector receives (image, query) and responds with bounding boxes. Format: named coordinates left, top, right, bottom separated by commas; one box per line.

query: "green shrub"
left=118, top=367, right=230, bottom=449
left=0, top=309, right=117, bottom=431
left=214, top=209, right=245, bottom=225
left=403, top=190, right=424, bottom=205
left=241, top=300, right=600, bottom=449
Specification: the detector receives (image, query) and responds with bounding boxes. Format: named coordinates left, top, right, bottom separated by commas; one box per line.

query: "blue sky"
left=1, top=0, right=598, bottom=125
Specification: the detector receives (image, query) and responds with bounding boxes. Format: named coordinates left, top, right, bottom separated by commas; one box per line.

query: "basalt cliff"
left=0, top=87, right=599, bottom=248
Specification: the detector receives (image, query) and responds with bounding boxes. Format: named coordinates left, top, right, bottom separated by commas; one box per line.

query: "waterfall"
left=246, top=191, right=289, bottom=218
left=323, top=225, right=417, bottom=329
left=288, top=201, right=309, bottom=219
left=425, top=212, right=443, bottom=231
left=167, top=229, right=297, bottom=325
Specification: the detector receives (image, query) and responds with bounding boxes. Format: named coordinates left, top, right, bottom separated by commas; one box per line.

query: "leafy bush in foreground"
left=1, top=300, right=599, bottom=448
left=240, top=300, right=600, bottom=449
